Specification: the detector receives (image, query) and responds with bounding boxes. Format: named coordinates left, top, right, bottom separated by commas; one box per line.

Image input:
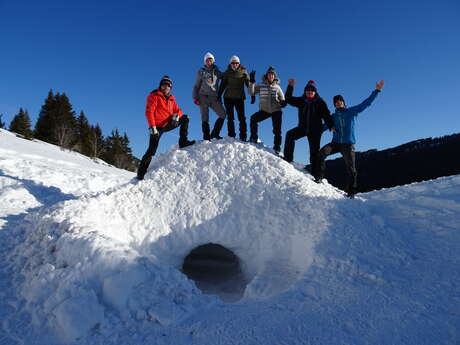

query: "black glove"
left=148, top=126, right=159, bottom=138
left=249, top=70, right=256, bottom=83
left=251, top=95, right=256, bottom=104
left=280, top=100, right=287, bottom=108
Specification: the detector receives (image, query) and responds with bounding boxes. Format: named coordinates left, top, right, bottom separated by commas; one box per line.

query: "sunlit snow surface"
left=1, top=129, right=459, bottom=345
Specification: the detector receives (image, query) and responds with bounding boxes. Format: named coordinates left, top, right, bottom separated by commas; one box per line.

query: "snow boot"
left=202, top=122, right=211, bottom=141
left=179, top=139, right=196, bottom=148
left=211, top=118, right=224, bottom=140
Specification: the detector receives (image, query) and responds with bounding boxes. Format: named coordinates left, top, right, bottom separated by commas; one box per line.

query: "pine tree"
left=102, top=128, right=135, bottom=171
left=88, top=124, right=105, bottom=158
left=0, top=114, right=5, bottom=129
left=75, top=111, right=92, bottom=156
left=34, top=90, right=78, bottom=149
left=34, top=90, right=56, bottom=142
left=9, top=108, right=33, bottom=139
left=54, top=93, right=78, bottom=149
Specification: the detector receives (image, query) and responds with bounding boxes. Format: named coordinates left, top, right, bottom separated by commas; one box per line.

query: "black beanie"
left=159, top=76, right=173, bottom=88
left=333, top=94, right=345, bottom=105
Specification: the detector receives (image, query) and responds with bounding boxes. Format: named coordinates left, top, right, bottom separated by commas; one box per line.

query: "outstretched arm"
left=285, top=78, right=303, bottom=108
left=352, top=80, right=384, bottom=114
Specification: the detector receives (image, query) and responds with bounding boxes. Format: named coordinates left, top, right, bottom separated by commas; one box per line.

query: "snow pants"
left=224, top=98, right=246, bottom=141
left=283, top=127, right=322, bottom=178
left=198, top=94, right=226, bottom=122
left=249, top=110, right=282, bottom=152
left=137, top=115, right=190, bottom=180
left=318, top=142, right=357, bottom=194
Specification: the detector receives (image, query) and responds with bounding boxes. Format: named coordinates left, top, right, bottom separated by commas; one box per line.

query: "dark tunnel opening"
left=182, top=243, right=248, bottom=302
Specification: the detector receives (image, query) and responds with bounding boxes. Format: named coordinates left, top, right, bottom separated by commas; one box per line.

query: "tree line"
left=1, top=90, right=137, bottom=171
left=321, top=133, right=460, bottom=193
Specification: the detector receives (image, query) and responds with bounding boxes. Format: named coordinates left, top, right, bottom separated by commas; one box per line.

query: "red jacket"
left=145, top=90, right=184, bottom=128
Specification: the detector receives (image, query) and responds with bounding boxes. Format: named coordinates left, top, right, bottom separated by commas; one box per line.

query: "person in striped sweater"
left=248, top=66, right=285, bottom=154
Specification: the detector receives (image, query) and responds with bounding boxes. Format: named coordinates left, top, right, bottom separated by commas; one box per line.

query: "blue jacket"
left=332, top=90, right=380, bottom=144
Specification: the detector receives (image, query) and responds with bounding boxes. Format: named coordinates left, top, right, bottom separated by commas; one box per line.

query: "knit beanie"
left=229, top=55, right=240, bottom=64
left=265, top=66, right=277, bottom=78
left=333, top=94, right=345, bottom=106
left=204, top=52, right=215, bottom=65
left=304, top=80, right=317, bottom=93
left=159, top=75, right=173, bottom=88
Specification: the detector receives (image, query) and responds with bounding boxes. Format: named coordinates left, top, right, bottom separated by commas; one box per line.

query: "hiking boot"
left=179, top=139, right=196, bottom=148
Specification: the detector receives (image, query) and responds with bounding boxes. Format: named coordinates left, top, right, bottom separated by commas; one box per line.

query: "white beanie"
left=204, top=52, right=215, bottom=64
left=229, top=55, right=240, bottom=64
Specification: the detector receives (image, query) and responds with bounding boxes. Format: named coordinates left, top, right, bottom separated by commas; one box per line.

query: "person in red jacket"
left=136, top=76, right=195, bottom=180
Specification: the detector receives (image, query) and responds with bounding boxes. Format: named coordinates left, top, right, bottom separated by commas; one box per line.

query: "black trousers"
left=318, top=142, right=357, bottom=193
left=224, top=98, right=246, bottom=140
left=137, top=115, right=189, bottom=179
left=283, top=126, right=322, bottom=178
left=250, top=110, right=282, bottom=151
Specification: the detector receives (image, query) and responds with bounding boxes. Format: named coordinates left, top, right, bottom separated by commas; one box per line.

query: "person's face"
left=160, top=83, right=171, bottom=94
left=305, top=88, right=315, bottom=97
left=335, top=100, right=345, bottom=109
left=205, top=58, right=213, bottom=67
left=266, top=73, right=275, bottom=83
left=231, top=61, right=240, bottom=70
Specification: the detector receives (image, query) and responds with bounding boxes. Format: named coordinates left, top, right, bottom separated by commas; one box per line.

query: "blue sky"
left=1, top=0, right=459, bottom=163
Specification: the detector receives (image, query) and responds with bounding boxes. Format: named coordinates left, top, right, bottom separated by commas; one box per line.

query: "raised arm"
left=352, top=80, right=384, bottom=114
left=285, top=78, right=303, bottom=108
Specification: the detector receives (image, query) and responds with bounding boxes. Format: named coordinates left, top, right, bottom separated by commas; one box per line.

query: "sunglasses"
left=305, top=89, right=315, bottom=92
left=231, top=62, right=240, bottom=65
left=160, top=82, right=172, bottom=87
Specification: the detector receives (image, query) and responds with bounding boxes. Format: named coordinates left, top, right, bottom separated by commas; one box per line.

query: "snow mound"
left=16, top=138, right=343, bottom=341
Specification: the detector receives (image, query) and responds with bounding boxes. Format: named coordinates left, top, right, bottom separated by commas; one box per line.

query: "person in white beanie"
left=218, top=55, right=250, bottom=141
left=192, top=52, right=227, bottom=140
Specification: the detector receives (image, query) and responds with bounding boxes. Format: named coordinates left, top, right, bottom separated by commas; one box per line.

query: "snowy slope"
left=1, top=129, right=459, bottom=345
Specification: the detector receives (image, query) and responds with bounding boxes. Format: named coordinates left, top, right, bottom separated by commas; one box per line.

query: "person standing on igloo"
left=192, top=52, right=227, bottom=140
left=248, top=66, right=286, bottom=154
left=136, top=76, right=195, bottom=181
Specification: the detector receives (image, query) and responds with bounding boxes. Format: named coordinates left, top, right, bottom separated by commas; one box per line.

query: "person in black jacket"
left=283, top=79, right=333, bottom=181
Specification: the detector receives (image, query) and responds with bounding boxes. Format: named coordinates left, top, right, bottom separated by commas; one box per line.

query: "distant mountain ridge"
left=321, top=133, right=460, bottom=193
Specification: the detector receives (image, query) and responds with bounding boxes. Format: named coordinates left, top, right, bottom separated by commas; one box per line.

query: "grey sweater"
left=192, top=65, right=222, bottom=99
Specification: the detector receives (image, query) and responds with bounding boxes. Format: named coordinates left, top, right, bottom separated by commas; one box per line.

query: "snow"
left=1, top=128, right=459, bottom=344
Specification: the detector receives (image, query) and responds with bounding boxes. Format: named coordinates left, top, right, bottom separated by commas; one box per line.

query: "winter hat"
left=264, top=66, right=278, bottom=80
left=333, top=94, right=345, bottom=106
left=159, top=75, right=173, bottom=88
left=229, top=55, right=240, bottom=64
left=204, top=52, right=215, bottom=65
left=304, top=80, right=317, bottom=92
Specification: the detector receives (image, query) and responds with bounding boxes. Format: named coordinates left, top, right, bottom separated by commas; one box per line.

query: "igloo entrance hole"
left=182, top=243, right=247, bottom=302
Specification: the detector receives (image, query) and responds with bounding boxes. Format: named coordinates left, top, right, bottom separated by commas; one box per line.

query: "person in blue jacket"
left=317, top=80, right=384, bottom=198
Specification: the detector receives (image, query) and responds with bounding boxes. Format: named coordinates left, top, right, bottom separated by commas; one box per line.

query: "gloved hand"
left=149, top=126, right=159, bottom=138
left=194, top=99, right=200, bottom=105
left=171, top=114, right=180, bottom=126
left=251, top=95, right=256, bottom=104
left=249, top=70, right=256, bottom=83
left=280, top=100, right=287, bottom=108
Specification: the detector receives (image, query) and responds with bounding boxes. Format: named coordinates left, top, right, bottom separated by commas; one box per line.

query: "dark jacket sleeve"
left=217, top=73, right=227, bottom=98
left=285, top=85, right=303, bottom=108
left=319, top=99, right=333, bottom=129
